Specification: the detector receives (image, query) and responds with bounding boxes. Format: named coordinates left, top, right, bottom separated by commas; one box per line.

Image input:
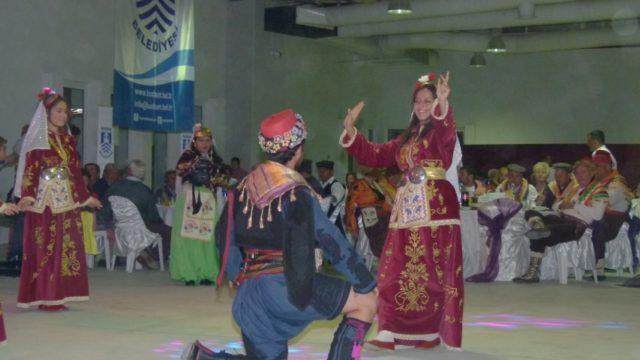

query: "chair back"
left=109, top=196, right=145, bottom=228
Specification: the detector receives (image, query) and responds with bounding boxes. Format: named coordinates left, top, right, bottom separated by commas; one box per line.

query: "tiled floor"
left=0, top=268, right=638, bottom=359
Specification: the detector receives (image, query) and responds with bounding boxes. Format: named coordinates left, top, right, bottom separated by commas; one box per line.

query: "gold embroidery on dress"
left=432, top=241, right=440, bottom=263
left=444, top=243, right=453, bottom=264
left=32, top=220, right=57, bottom=282
left=395, top=230, right=429, bottom=312
left=35, top=226, right=44, bottom=247
left=443, top=285, right=459, bottom=302
left=61, top=215, right=80, bottom=277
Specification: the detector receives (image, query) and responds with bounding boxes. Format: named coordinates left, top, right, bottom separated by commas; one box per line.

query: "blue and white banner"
left=113, top=0, right=194, bottom=132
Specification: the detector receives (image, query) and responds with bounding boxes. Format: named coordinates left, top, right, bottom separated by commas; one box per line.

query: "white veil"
left=14, top=101, right=50, bottom=198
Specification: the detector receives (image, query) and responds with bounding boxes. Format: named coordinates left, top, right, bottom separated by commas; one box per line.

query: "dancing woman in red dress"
left=339, top=72, right=463, bottom=350
left=15, top=89, right=101, bottom=311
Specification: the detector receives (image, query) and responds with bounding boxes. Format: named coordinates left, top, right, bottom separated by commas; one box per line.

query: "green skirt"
left=170, top=185, right=220, bottom=282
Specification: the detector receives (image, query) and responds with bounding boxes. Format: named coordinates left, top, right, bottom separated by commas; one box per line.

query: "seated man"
left=514, top=159, right=607, bottom=283
left=459, top=165, right=487, bottom=199
left=107, top=160, right=171, bottom=266
left=497, top=163, right=537, bottom=207
left=155, top=170, right=177, bottom=206
left=345, top=166, right=394, bottom=269
left=543, top=162, right=579, bottom=209
left=92, top=162, right=119, bottom=202
left=183, top=109, right=377, bottom=360
left=590, top=151, right=632, bottom=280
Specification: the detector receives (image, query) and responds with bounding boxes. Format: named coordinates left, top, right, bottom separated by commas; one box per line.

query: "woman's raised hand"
left=436, top=72, right=451, bottom=103
left=343, top=101, right=365, bottom=138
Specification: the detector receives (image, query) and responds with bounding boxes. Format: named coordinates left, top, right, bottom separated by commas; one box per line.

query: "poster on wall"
left=180, top=133, right=192, bottom=153
left=97, top=107, right=114, bottom=170
left=113, top=0, right=194, bottom=132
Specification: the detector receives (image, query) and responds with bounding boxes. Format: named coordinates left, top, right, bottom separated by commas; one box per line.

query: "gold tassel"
left=247, top=206, right=254, bottom=228
left=290, top=189, right=297, bottom=202
left=277, top=195, right=283, bottom=212
left=259, top=208, right=265, bottom=229
left=239, top=186, right=246, bottom=202
left=267, top=201, right=273, bottom=222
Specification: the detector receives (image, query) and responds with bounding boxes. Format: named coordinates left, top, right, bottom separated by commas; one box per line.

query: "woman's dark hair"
left=400, top=84, right=437, bottom=145
left=0, top=136, right=7, bottom=148
left=44, top=94, right=69, bottom=115
left=81, top=169, right=90, bottom=178
left=265, top=141, right=304, bottom=165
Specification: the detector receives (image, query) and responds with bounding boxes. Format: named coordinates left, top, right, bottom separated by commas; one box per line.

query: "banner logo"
left=133, top=0, right=178, bottom=53
left=99, top=127, right=114, bottom=158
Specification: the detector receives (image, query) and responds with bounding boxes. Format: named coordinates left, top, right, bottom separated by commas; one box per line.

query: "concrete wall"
left=1, top=0, right=638, bottom=196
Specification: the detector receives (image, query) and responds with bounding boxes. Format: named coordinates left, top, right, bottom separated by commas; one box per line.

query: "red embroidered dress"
left=340, top=101, right=463, bottom=347
left=17, top=131, right=90, bottom=307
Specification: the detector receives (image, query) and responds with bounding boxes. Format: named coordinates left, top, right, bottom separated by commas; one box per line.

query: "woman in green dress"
left=170, top=124, right=227, bottom=285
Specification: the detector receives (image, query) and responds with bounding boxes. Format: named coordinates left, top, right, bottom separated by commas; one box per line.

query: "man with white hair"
left=106, top=160, right=170, bottom=268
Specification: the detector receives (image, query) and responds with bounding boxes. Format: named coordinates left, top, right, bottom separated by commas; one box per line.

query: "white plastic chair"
left=90, top=230, right=112, bottom=270
left=604, top=222, right=634, bottom=277
left=540, top=228, right=598, bottom=284
left=108, top=196, right=164, bottom=273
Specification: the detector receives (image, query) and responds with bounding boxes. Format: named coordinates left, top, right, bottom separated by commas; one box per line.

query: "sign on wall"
left=113, top=0, right=194, bottom=132
left=180, top=133, right=192, bottom=153
left=97, top=107, right=114, bottom=170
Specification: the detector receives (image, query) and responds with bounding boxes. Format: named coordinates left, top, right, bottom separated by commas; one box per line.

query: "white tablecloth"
left=460, top=208, right=484, bottom=278
left=460, top=206, right=530, bottom=281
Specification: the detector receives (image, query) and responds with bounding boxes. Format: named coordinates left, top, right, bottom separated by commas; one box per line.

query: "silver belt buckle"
left=407, top=166, right=425, bottom=184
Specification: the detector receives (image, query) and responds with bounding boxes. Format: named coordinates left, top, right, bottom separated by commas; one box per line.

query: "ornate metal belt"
left=404, top=165, right=446, bottom=185
left=40, top=166, right=70, bottom=181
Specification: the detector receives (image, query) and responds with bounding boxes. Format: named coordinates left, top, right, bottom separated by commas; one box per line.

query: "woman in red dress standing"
left=339, top=72, right=463, bottom=350
left=15, top=88, right=101, bottom=311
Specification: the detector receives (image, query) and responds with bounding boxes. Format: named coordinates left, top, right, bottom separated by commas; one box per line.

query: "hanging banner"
left=97, top=107, right=114, bottom=171
left=113, top=0, right=194, bottom=132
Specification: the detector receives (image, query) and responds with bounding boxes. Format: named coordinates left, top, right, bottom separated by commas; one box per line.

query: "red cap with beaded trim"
left=258, top=109, right=307, bottom=154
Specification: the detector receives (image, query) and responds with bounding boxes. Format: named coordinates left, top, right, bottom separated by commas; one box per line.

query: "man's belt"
left=236, top=249, right=284, bottom=284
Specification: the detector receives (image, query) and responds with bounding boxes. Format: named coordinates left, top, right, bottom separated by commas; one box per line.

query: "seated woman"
left=514, top=159, right=607, bottom=283
left=531, top=161, right=551, bottom=207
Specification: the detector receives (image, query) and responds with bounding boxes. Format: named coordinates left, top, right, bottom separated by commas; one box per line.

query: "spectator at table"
left=497, top=163, right=537, bottom=208
left=155, top=170, right=177, bottom=206
left=106, top=160, right=170, bottom=266
left=92, top=163, right=119, bottom=201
